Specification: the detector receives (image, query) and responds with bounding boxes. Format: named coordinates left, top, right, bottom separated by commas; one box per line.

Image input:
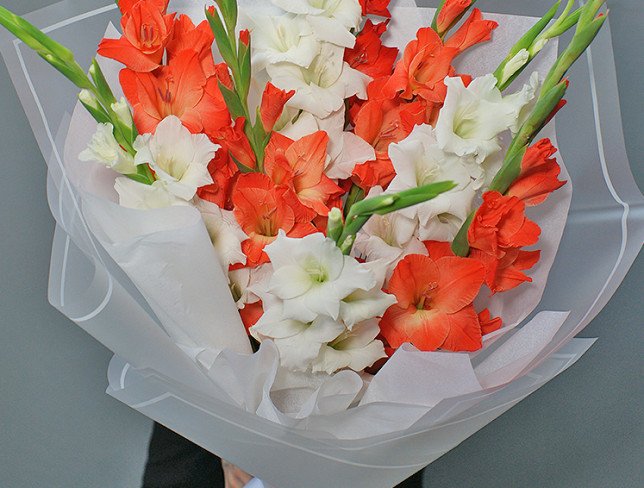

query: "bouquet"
left=0, top=0, right=641, bottom=486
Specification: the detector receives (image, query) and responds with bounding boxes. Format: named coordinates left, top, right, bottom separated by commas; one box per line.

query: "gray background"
left=0, top=1, right=641, bottom=487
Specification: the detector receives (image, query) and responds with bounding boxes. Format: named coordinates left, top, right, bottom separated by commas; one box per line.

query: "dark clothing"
left=143, top=423, right=424, bottom=487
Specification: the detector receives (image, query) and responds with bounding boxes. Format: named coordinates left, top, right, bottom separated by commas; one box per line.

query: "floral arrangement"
left=0, top=0, right=614, bottom=485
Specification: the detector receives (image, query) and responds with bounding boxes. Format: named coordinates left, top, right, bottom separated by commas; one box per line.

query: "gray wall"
left=0, top=1, right=641, bottom=487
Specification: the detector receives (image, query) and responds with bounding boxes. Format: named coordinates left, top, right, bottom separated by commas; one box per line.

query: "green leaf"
left=89, top=59, right=117, bottom=106
left=205, top=7, right=236, bottom=68
left=218, top=81, right=245, bottom=119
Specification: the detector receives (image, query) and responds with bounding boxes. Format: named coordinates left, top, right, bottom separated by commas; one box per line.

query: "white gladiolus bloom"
left=264, top=232, right=376, bottom=323
left=251, top=306, right=346, bottom=372
left=339, top=260, right=396, bottom=329
left=312, top=319, right=386, bottom=375
left=79, top=123, right=137, bottom=174
left=133, top=116, right=216, bottom=201
left=435, top=74, right=537, bottom=163
left=387, top=124, right=476, bottom=240
left=250, top=14, right=320, bottom=70
left=278, top=108, right=375, bottom=179
left=229, top=265, right=273, bottom=309
left=196, top=199, right=247, bottom=270
left=272, top=0, right=362, bottom=47
left=354, top=187, right=427, bottom=278
left=267, top=43, right=369, bottom=118
left=114, top=178, right=187, bottom=209
left=110, top=97, right=134, bottom=128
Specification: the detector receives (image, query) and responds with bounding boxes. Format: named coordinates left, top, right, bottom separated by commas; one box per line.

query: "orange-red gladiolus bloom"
left=383, top=27, right=458, bottom=102
left=259, top=83, right=295, bottom=132
left=117, top=0, right=168, bottom=15
left=232, top=173, right=317, bottom=266
left=120, top=49, right=230, bottom=136
left=265, top=132, right=343, bottom=216
left=436, top=0, right=472, bottom=35
left=166, top=15, right=217, bottom=76
left=478, top=308, right=502, bottom=335
left=98, top=0, right=174, bottom=72
left=359, top=0, right=391, bottom=18
left=214, top=118, right=257, bottom=170
left=507, top=138, right=566, bottom=206
left=197, top=147, right=239, bottom=210
left=380, top=254, right=486, bottom=352
left=468, top=191, right=541, bottom=256
left=345, top=20, right=399, bottom=79
left=352, top=97, right=426, bottom=191
left=467, top=191, right=541, bottom=293
left=444, top=9, right=498, bottom=55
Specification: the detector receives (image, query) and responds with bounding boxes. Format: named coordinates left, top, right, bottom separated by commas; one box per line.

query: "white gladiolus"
left=196, top=199, right=247, bottom=270
left=264, top=232, right=376, bottom=323
left=114, top=178, right=187, bottom=209
left=111, top=97, right=134, bottom=128
left=312, top=320, right=386, bottom=375
left=79, top=123, right=137, bottom=174
left=229, top=265, right=273, bottom=309
left=339, top=261, right=396, bottom=329
left=271, top=0, right=362, bottom=47
left=251, top=306, right=346, bottom=372
left=250, top=14, right=320, bottom=70
left=387, top=124, right=476, bottom=241
left=133, top=116, right=217, bottom=201
left=435, top=74, right=537, bottom=163
left=267, top=43, right=369, bottom=118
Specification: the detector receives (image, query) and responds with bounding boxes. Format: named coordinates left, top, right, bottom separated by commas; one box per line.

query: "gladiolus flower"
left=383, top=27, right=458, bottom=102
left=468, top=191, right=541, bottom=256
left=352, top=97, right=426, bottom=191
left=380, top=254, right=486, bottom=352
left=265, top=131, right=344, bottom=216
left=214, top=118, right=257, bottom=171
left=197, top=148, right=239, bottom=210
left=467, top=191, right=541, bottom=293
left=232, top=173, right=317, bottom=266
left=444, top=9, right=499, bottom=54
left=117, top=0, right=168, bottom=15
left=120, top=49, right=230, bottom=136
left=239, top=29, right=250, bottom=46
left=359, top=0, right=392, bottom=18
left=436, top=0, right=472, bottom=36
left=98, top=0, right=175, bottom=72
left=344, top=20, right=398, bottom=79
left=259, top=83, right=295, bottom=132
left=166, top=15, right=217, bottom=76
left=507, top=138, right=566, bottom=206
left=478, top=308, right=502, bottom=335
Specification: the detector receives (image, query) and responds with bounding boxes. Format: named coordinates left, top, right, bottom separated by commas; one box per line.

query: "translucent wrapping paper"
left=1, top=1, right=642, bottom=487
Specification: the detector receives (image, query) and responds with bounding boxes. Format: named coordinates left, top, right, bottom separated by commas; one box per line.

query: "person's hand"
left=222, top=459, right=253, bottom=488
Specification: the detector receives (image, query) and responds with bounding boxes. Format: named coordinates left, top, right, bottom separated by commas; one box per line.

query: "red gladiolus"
left=359, top=0, right=392, bottom=18
left=436, top=0, right=472, bottom=35
left=239, top=29, right=250, bottom=46
left=468, top=191, right=541, bottom=256
left=215, top=118, right=257, bottom=170
left=351, top=97, right=426, bottom=191
left=444, top=9, right=498, bottom=55
left=98, top=1, right=175, bottom=72
left=120, top=49, right=230, bottom=136
left=507, top=138, right=566, bottom=206
left=468, top=191, right=541, bottom=293
left=345, top=20, right=398, bottom=79
left=166, top=15, right=217, bottom=76
left=383, top=27, right=458, bottom=102
left=232, top=173, right=317, bottom=266
left=380, top=254, right=486, bottom=352
left=240, top=301, right=264, bottom=332
left=478, top=308, right=502, bottom=335
left=117, top=0, right=168, bottom=15
left=264, top=132, right=343, bottom=216
left=197, top=148, right=239, bottom=210
left=259, top=83, right=295, bottom=132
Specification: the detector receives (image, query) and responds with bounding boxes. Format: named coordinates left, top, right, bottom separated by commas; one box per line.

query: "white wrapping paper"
left=0, top=1, right=642, bottom=487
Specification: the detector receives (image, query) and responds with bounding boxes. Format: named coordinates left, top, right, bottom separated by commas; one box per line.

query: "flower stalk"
left=332, top=181, right=457, bottom=255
